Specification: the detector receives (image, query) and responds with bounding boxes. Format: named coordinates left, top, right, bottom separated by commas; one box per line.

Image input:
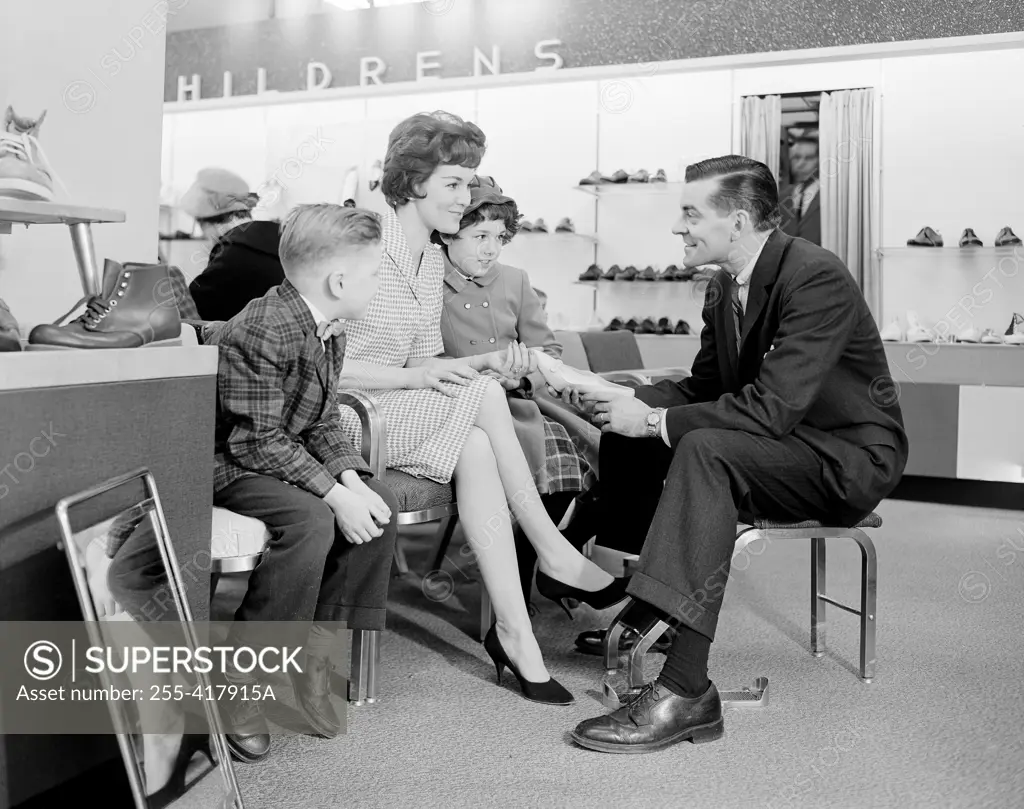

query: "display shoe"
left=614, top=265, right=639, bottom=281
left=957, top=326, right=981, bottom=343
left=578, top=264, right=602, bottom=281
left=1004, top=313, right=1024, bottom=344
left=604, top=317, right=624, bottom=331
left=532, top=218, right=549, bottom=233
left=655, top=317, right=673, bottom=335
left=534, top=351, right=623, bottom=394
left=519, top=219, right=534, bottom=233
left=607, top=169, right=629, bottom=184
left=638, top=266, right=658, bottom=281
left=905, top=311, right=934, bottom=343
left=28, top=261, right=183, bottom=350
left=579, top=170, right=607, bottom=186
left=601, top=264, right=620, bottom=281
left=368, top=159, right=382, bottom=192
left=555, top=217, right=575, bottom=233
left=623, top=317, right=640, bottom=332
left=651, top=169, right=668, bottom=183
left=340, top=165, right=358, bottom=207
left=980, top=329, right=1004, bottom=344
left=627, top=169, right=650, bottom=183
left=995, top=227, right=1023, bottom=247
left=673, top=320, right=692, bottom=335
left=907, top=226, right=943, bottom=247
left=959, top=228, right=983, bottom=248
left=661, top=264, right=679, bottom=281
left=879, top=317, right=904, bottom=342
left=0, top=106, right=63, bottom=201
left=637, top=317, right=657, bottom=334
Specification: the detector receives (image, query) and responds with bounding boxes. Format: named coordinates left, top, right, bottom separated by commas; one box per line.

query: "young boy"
left=208, top=204, right=398, bottom=760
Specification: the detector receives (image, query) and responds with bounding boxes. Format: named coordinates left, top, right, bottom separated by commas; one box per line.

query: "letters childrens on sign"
left=176, top=39, right=564, bottom=102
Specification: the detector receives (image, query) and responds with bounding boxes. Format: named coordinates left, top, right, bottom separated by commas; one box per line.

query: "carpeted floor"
left=226, top=498, right=1024, bottom=809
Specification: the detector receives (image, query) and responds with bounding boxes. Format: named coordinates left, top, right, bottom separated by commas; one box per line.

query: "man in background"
left=181, top=168, right=285, bottom=322
left=779, top=135, right=821, bottom=246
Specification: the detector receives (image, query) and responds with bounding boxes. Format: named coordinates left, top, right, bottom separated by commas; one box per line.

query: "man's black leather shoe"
left=574, top=627, right=675, bottom=656
left=223, top=696, right=272, bottom=763
left=291, top=655, right=341, bottom=739
left=571, top=681, right=724, bottom=754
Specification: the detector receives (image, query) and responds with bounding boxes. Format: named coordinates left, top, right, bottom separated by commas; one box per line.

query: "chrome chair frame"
left=605, top=515, right=881, bottom=695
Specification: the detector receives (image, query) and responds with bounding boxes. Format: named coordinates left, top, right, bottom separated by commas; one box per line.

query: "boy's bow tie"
left=316, top=320, right=345, bottom=340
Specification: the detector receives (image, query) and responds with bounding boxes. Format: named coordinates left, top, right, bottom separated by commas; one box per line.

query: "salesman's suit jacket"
left=636, top=230, right=908, bottom=517
left=208, top=278, right=370, bottom=498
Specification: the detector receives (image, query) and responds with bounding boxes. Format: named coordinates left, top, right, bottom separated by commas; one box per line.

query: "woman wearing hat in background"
left=180, top=167, right=285, bottom=322
left=435, top=176, right=601, bottom=605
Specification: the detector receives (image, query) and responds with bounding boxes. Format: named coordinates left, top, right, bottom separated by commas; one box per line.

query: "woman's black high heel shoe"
left=146, top=733, right=215, bottom=809
left=535, top=571, right=631, bottom=620
left=483, top=626, right=574, bottom=705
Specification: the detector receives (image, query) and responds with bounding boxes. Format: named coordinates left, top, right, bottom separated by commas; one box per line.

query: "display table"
left=629, top=334, right=1024, bottom=485
left=0, top=345, right=217, bottom=807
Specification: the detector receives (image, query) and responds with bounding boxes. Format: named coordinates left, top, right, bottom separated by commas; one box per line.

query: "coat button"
left=483, top=301, right=489, bottom=308
left=489, top=337, right=495, bottom=343
left=464, top=303, right=471, bottom=309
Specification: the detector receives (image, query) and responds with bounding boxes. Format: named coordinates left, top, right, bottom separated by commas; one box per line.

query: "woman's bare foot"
left=495, top=621, right=550, bottom=683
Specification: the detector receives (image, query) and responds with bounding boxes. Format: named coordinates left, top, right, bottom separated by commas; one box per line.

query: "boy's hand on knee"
left=324, top=483, right=384, bottom=544
left=344, top=476, right=392, bottom=525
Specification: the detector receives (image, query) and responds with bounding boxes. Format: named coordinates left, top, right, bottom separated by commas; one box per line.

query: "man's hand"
left=323, top=483, right=384, bottom=544
left=85, top=540, right=122, bottom=618
left=549, top=382, right=635, bottom=409
left=340, top=472, right=392, bottom=525
left=411, top=362, right=479, bottom=397
left=584, top=389, right=653, bottom=437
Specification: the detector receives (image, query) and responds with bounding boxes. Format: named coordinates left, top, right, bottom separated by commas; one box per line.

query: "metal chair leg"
left=627, top=620, right=671, bottom=690
left=479, top=587, right=493, bottom=642
left=604, top=600, right=633, bottom=671
left=429, top=516, right=458, bottom=573
left=392, top=544, right=410, bottom=577
left=811, top=537, right=826, bottom=657
left=349, top=629, right=380, bottom=705
left=209, top=571, right=221, bottom=605
left=850, top=529, right=877, bottom=683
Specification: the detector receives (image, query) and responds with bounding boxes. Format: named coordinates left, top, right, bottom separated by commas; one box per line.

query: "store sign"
left=174, top=39, right=565, bottom=102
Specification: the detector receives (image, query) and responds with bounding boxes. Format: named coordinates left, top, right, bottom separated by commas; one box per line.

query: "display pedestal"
left=0, top=346, right=217, bottom=808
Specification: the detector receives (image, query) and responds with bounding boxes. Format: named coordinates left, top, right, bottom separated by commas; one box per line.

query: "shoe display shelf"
left=573, top=181, right=684, bottom=198
left=0, top=199, right=126, bottom=297
left=519, top=230, right=598, bottom=244
left=877, top=246, right=1024, bottom=258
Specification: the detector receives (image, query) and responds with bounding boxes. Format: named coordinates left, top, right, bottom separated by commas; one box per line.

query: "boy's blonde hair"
left=279, top=204, right=382, bottom=275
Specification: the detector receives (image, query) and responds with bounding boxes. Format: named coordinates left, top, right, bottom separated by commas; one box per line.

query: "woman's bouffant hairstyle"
left=382, top=111, right=487, bottom=208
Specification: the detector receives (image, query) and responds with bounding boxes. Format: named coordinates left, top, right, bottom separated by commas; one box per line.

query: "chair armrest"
left=599, top=370, right=652, bottom=387
left=337, top=391, right=388, bottom=479
left=644, top=366, right=691, bottom=380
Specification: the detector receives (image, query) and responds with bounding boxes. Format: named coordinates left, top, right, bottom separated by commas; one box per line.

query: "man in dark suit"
left=565, top=155, right=907, bottom=754
left=779, top=135, right=821, bottom=245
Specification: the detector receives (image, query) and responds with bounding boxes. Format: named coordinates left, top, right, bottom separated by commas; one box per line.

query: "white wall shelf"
left=879, top=246, right=1023, bottom=258
left=574, top=182, right=683, bottom=197
left=518, top=231, right=598, bottom=244
left=0, top=200, right=125, bottom=227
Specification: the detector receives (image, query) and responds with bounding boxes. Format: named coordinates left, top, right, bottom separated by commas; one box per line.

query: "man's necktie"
left=730, top=280, right=743, bottom=348
left=794, top=182, right=805, bottom=222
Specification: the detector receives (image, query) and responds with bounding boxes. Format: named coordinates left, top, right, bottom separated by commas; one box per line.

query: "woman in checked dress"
left=339, top=111, right=628, bottom=704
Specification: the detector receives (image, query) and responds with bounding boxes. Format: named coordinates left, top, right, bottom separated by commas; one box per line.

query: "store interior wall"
left=161, top=41, right=1024, bottom=337
left=0, top=0, right=167, bottom=329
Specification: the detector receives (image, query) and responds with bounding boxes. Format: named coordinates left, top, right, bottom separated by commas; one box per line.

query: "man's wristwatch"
left=645, top=408, right=666, bottom=438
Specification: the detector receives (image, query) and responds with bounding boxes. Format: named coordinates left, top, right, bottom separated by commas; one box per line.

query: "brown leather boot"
left=28, top=261, right=183, bottom=349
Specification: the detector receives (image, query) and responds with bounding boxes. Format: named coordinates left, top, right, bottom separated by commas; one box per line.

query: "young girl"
left=435, top=175, right=601, bottom=604
left=338, top=112, right=627, bottom=705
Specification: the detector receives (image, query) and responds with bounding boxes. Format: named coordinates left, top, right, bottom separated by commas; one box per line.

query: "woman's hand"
left=478, top=342, right=536, bottom=379
left=85, top=539, right=122, bottom=618
left=411, top=362, right=479, bottom=396
left=482, top=370, right=523, bottom=391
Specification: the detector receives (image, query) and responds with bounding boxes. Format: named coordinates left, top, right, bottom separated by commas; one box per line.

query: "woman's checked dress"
left=338, top=211, right=492, bottom=483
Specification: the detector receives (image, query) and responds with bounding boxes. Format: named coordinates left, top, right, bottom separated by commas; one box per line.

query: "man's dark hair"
left=684, top=155, right=782, bottom=231
left=382, top=111, right=487, bottom=208
left=789, top=135, right=819, bottom=150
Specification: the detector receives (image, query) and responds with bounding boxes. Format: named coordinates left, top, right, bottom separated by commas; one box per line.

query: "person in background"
left=180, top=168, right=285, bottom=321
left=435, top=175, right=600, bottom=604
left=779, top=134, right=821, bottom=246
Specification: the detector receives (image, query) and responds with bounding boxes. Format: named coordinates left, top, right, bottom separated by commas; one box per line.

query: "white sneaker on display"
left=879, top=317, right=903, bottom=342
left=957, top=326, right=981, bottom=343
left=906, top=311, right=934, bottom=343
left=980, top=329, right=1004, bottom=344
left=0, top=106, right=69, bottom=201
